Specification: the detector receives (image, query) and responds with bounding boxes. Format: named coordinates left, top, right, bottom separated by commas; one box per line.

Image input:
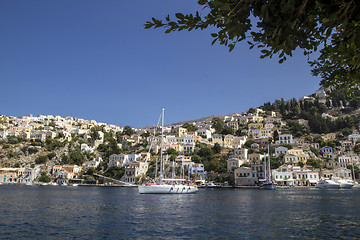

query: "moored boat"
left=138, top=108, right=198, bottom=194
left=259, top=181, right=277, bottom=190
left=205, top=182, right=221, bottom=188
left=139, top=183, right=198, bottom=194
left=259, top=144, right=276, bottom=190
left=334, top=179, right=353, bottom=189
left=316, top=179, right=340, bottom=189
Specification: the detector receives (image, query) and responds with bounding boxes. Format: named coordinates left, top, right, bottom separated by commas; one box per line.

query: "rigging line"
left=149, top=112, right=162, bottom=180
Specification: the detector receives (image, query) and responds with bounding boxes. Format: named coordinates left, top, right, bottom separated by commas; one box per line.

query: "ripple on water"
left=0, top=186, right=360, bottom=239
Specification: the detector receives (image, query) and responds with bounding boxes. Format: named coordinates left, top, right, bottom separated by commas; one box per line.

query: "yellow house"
left=0, top=168, right=21, bottom=183
left=212, top=134, right=223, bottom=146
left=288, top=148, right=304, bottom=155
left=224, top=135, right=234, bottom=146
left=248, top=123, right=263, bottom=129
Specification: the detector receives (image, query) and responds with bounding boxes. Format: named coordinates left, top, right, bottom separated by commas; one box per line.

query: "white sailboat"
left=138, top=108, right=198, bottom=194
left=259, top=144, right=276, bottom=190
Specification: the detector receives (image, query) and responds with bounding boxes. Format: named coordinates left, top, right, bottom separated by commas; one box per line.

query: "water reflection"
left=0, top=186, right=359, bottom=239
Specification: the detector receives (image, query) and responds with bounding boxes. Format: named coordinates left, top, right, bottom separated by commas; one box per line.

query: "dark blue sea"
left=0, top=186, right=359, bottom=239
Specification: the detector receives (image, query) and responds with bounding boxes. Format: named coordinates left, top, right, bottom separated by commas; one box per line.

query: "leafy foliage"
left=122, top=126, right=134, bottom=136
left=307, top=158, right=322, bottom=168
left=145, top=0, right=360, bottom=90
left=182, top=123, right=198, bottom=132
left=38, top=172, right=51, bottom=183
left=97, top=138, right=122, bottom=159
left=211, top=117, right=224, bottom=133
left=191, top=143, right=227, bottom=173
left=27, top=147, right=39, bottom=155
left=35, top=155, right=48, bottom=164
left=104, top=166, right=125, bottom=180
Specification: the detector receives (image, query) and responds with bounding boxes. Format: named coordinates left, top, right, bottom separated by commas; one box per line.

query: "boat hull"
left=339, top=183, right=353, bottom=189
left=316, top=180, right=339, bottom=189
left=316, top=184, right=339, bottom=189
left=259, top=183, right=276, bottom=190
left=138, top=184, right=198, bottom=194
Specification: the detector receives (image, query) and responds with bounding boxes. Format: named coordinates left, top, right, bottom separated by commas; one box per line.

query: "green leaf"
left=198, top=0, right=207, bottom=5
left=175, top=13, right=185, bottom=19
left=144, top=23, right=154, bottom=29
left=211, top=33, right=218, bottom=37
left=229, top=44, right=235, bottom=52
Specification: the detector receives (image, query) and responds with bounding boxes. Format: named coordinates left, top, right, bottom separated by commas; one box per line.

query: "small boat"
left=316, top=179, right=339, bottom=189
left=205, top=182, right=221, bottom=188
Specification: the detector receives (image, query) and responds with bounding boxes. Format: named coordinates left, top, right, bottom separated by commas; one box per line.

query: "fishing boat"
left=259, top=144, right=276, bottom=190
left=138, top=108, right=198, bottom=194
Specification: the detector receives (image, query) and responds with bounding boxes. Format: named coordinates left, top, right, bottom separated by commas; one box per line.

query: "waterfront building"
left=322, top=168, right=352, bottom=180
left=123, top=161, right=149, bottom=184
left=234, top=167, right=254, bottom=186
left=189, top=163, right=205, bottom=180
left=251, top=164, right=265, bottom=179
left=294, top=170, right=319, bottom=186
left=273, top=170, right=294, bottom=186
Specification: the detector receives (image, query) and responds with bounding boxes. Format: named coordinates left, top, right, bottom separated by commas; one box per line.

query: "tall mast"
left=268, top=144, right=271, bottom=181
left=264, top=150, right=267, bottom=180
left=159, top=108, right=165, bottom=183
left=172, top=158, right=175, bottom=179
left=351, top=146, right=356, bottom=182
left=153, top=113, right=162, bottom=181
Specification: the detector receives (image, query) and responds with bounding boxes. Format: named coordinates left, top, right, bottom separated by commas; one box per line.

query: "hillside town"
left=1, top=88, right=360, bottom=187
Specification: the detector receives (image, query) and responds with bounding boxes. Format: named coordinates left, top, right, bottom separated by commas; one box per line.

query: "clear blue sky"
left=0, top=1, right=320, bottom=128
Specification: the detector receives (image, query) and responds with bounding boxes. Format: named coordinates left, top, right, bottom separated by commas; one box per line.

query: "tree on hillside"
left=90, top=127, right=101, bottom=141
left=122, top=126, right=134, bottom=136
left=212, top=143, right=222, bottom=154
left=182, top=123, right=198, bottom=132
left=145, top=0, right=360, bottom=91
left=221, top=127, right=234, bottom=135
left=211, top=117, right=224, bottom=133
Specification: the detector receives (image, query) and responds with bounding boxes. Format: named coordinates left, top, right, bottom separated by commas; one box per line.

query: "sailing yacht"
left=138, top=108, right=198, bottom=194
left=259, top=144, right=276, bottom=190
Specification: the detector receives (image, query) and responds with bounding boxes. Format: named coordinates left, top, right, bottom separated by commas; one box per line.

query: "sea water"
left=0, top=186, right=359, bottom=239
